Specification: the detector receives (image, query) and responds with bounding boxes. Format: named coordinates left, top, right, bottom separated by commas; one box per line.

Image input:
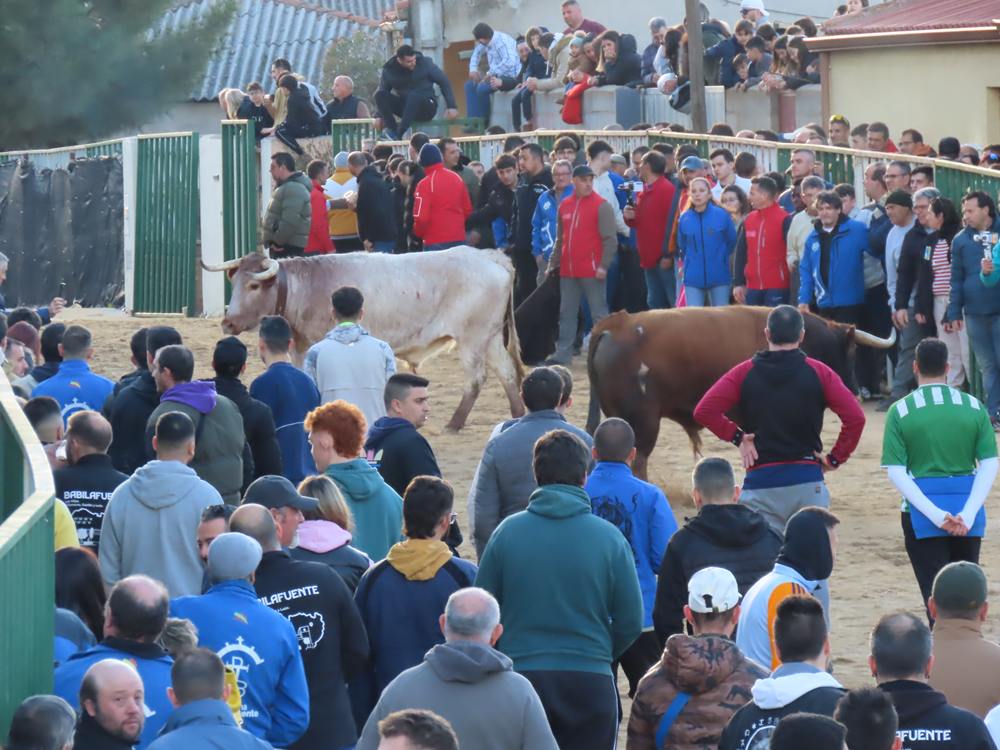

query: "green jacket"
left=263, top=172, right=312, bottom=248
left=145, top=394, right=245, bottom=504
left=476, top=483, right=643, bottom=675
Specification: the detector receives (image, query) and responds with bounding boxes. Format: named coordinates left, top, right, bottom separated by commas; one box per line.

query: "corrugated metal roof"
left=823, top=0, right=1000, bottom=35
left=159, top=0, right=394, bottom=101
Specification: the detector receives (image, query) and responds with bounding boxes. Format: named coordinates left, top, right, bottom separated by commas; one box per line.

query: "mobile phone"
left=58, top=282, right=67, bottom=298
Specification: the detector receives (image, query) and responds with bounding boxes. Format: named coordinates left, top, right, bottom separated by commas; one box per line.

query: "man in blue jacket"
left=170, top=531, right=310, bottom=748
left=798, top=190, right=872, bottom=325
left=532, top=159, right=574, bottom=285
left=950, top=191, right=1000, bottom=424
left=250, top=316, right=320, bottom=485
left=149, top=648, right=270, bottom=750
left=34, top=325, right=113, bottom=423
left=54, top=576, right=174, bottom=750
left=585, top=417, right=676, bottom=696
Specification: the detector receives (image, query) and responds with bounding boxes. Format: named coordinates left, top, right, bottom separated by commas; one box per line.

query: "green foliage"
left=322, top=30, right=387, bottom=108
left=0, top=0, right=236, bottom=149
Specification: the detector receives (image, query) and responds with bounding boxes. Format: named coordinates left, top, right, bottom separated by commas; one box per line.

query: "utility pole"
left=685, top=0, right=707, bottom=133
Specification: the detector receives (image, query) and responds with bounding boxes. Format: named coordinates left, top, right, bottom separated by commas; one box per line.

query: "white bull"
left=202, top=247, right=526, bottom=430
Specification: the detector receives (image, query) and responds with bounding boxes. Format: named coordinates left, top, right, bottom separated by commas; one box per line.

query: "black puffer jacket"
left=108, top=370, right=160, bottom=475
left=594, top=33, right=643, bottom=87
left=653, top=503, right=782, bottom=644
left=511, top=167, right=554, bottom=257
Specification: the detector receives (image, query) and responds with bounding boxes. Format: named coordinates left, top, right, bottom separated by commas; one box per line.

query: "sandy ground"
left=65, top=306, right=1000, bottom=739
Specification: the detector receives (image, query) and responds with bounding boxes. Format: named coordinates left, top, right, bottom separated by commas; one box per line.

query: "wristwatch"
left=732, top=429, right=745, bottom=447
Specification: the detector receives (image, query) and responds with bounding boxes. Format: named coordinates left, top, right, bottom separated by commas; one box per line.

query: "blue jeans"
left=745, top=288, right=790, bottom=306
left=465, top=80, right=493, bottom=119
left=512, top=87, right=534, bottom=130
left=424, top=241, right=464, bottom=251
left=685, top=285, right=731, bottom=307
left=370, top=241, right=395, bottom=253
left=966, top=313, right=1000, bottom=415
left=644, top=265, right=677, bottom=309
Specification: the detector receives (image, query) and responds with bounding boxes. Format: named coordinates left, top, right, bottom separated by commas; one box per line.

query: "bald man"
left=55, top=576, right=174, bottom=749
left=357, top=588, right=557, bottom=750
left=230, top=499, right=369, bottom=750
left=585, top=418, right=677, bottom=696
left=324, top=75, right=371, bottom=126
left=74, top=660, right=146, bottom=750
left=54, top=410, right=128, bottom=552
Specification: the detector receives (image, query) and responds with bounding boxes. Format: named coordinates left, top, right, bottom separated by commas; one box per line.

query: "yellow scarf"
left=386, top=538, right=453, bottom=581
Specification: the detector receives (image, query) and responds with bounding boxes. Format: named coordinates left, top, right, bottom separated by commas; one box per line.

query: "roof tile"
left=823, top=0, right=1000, bottom=35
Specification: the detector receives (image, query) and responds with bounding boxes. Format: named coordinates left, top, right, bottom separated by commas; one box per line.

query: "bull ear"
left=226, top=267, right=238, bottom=280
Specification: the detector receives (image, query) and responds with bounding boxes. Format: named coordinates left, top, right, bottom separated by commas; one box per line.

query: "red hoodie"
left=624, top=176, right=676, bottom=270
left=412, top=163, right=471, bottom=245
left=306, top=180, right=334, bottom=254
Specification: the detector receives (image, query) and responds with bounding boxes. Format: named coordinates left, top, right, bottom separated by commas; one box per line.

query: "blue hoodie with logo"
left=33, top=359, right=114, bottom=423
left=170, top=579, right=310, bottom=748
left=54, top=637, right=174, bottom=750
left=585, top=462, right=677, bottom=628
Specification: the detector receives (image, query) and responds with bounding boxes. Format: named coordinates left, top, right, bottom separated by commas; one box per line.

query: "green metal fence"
left=222, top=121, right=258, bottom=263
left=134, top=132, right=200, bottom=314
left=0, top=371, right=55, bottom=732
left=331, top=119, right=376, bottom=155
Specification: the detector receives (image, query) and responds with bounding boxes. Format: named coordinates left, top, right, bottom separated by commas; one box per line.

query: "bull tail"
left=586, top=330, right=609, bottom=435
left=504, top=283, right=526, bottom=384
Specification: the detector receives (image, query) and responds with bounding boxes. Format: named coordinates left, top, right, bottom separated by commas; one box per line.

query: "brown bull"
left=586, top=306, right=895, bottom=478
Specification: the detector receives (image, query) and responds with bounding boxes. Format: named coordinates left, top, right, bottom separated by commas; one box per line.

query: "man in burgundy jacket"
left=694, top=305, right=865, bottom=535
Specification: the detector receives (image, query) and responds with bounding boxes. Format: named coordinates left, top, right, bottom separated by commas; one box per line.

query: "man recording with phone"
left=0, top=252, right=66, bottom=324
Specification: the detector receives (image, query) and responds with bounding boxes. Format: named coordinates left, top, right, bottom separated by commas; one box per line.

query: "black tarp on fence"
left=0, top=156, right=124, bottom=307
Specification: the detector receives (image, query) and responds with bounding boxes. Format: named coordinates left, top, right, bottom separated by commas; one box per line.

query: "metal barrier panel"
left=222, top=121, right=259, bottom=262
left=133, top=133, right=199, bottom=314
left=0, top=371, right=55, bottom=731
left=331, top=119, right=376, bottom=155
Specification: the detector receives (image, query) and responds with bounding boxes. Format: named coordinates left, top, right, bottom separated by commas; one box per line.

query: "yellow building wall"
left=828, top=43, right=1000, bottom=147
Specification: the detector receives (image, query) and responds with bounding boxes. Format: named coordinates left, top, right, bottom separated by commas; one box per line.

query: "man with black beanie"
left=736, top=506, right=839, bottom=670
left=107, top=325, right=182, bottom=474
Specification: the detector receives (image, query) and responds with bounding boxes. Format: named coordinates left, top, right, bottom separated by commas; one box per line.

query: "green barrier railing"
left=134, top=132, right=199, bottom=314
left=0, top=370, right=55, bottom=731
left=222, top=121, right=259, bottom=302
left=331, top=119, right=376, bottom=155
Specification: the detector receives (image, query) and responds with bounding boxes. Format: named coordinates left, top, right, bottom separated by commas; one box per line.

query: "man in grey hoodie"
left=100, top=411, right=223, bottom=597
left=468, top=367, right=591, bottom=557
left=356, top=587, right=557, bottom=750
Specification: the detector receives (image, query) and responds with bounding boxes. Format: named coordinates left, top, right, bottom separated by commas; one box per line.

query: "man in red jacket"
left=624, top=151, right=676, bottom=310
left=545, top=165, right=618, bottom=365
left=733, top=176, right=792, bottom=306
left=412, top=143, right=472, bottom=250
left=305, top=160, right=335, bottom=254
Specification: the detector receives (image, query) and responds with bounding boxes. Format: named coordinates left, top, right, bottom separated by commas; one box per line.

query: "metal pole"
left=685, top=0, right=707, bottom=133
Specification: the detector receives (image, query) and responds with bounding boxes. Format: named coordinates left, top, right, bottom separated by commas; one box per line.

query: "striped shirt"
left=931, top=238, right=951, bottom=296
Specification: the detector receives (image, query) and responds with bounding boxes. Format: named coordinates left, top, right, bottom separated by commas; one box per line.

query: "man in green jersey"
left=882, top=338, right=998, bottom=617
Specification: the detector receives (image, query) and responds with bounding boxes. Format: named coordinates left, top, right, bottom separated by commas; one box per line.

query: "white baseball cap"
left=688, top=567, right=741, bottom=614
left=739, top=0, right=770, bottom=17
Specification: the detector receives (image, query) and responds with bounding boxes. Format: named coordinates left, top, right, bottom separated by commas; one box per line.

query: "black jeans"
left=512, top=87, right=534, bottom=130
left=373, top=91, right=437, bottom=136
left=274, top=120, right=322, bottom=155
left=819, top=304, right=863, bottom=326
left=615, top=630, right=662, bottom=698
left=522, top=670, right=619, bottom=750
left=856, top=283, right=892, bottom=394
left=512, top=246, right=539, bottom=308
left=901, top=511, right=981, bottom=623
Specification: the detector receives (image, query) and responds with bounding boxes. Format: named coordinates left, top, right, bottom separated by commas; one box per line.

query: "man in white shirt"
left=304, top=286, right=396, bottom=429
left=710, top=148, right=752, bottom=202
left=466, top=23, right=520, bottom=125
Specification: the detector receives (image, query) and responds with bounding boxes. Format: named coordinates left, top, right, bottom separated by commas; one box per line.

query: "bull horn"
left=854, top=327, right=897, bottom=349
left=251, top=257, right=280, bottom=281
left=200, top=258, right=242, bottom=273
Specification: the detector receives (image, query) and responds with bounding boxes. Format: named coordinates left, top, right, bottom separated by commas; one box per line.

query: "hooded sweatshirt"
left=881, top=679, right=995, bottom=750
left=628, top=634, right=768, bottom=750
left=98, top=460, right=222, bottom=596
left=356, top=640, right=558, bottom=750
left=736, top=510, right=834, bottom=670
left=653, top=503, right=783, bottom=643
left=324, top=458, right=403, bottom=561
left=717, top=662, right=845, bottom=750
left=33, top=358, right=115, bottom=423
left=365, top=417, right=440, bottom=496
left=475, top=483, right=643, bottom=675
left=352, top=539, right=477, bottom=714
left=290, top=520, right=372, bottom=593
left=303, top=324, right=396, bottom=431
left=145, top=381, right=246, bottom=504
left=147, top=699, right=271, bottom=750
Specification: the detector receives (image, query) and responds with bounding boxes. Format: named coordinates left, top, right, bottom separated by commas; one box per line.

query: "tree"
left=0, top=0, right=235, bottom=149
left=322, top=30, right=387, bottom=108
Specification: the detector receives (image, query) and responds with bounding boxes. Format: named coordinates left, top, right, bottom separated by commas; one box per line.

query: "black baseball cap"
left=572, top=164, right=595, bottom=178
left=242, top=475, right=319, bottom=512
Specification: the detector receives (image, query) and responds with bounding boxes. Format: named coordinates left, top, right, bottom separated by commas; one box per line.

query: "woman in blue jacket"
left=678, top=177, right=737, bottom=306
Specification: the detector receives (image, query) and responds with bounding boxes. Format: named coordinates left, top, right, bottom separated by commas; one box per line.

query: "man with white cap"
left=170, top=532, right=310, bottom=748
left=628, top=567, right=768, bottom=750
left=738, top=0, right=769, bottom=27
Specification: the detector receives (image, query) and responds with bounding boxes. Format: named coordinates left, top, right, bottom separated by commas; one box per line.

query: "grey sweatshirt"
left=356, top=640, right=557, bottom=750
left=98, top=460, right=222, bottom=596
